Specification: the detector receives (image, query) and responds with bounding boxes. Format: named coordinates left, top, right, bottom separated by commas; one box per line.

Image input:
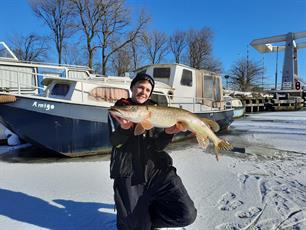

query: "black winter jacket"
left=108, top=98, right=174, bottom=184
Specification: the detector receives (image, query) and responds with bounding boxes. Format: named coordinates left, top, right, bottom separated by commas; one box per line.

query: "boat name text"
left=32, top=101, right=55, bottom=111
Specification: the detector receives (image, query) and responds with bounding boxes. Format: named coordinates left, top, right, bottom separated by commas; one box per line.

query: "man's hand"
left=112, top=114, right=134, bottom=130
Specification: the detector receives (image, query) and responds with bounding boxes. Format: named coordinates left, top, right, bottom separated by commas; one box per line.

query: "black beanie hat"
left=130, top=73, right=155, bottom=93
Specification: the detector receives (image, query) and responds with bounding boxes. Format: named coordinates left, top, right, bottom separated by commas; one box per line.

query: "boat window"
left=51, top=83, right=70, bottom=96
left=214, top=77, right=221, bottom=101
left=204, top=76, right=213, bottom=99
left=153, top=68, right=170, bottom=78
left=180, top=69, right=192, bottom=86
left=151, top=92, right=168, bottom=106
left=41, top=72, right=62, bottom=78
left=138, top=70, right=147, bottom=75
left=68, top=70, right=89, bottom=79
left=89, top=87, right=129, bottom=103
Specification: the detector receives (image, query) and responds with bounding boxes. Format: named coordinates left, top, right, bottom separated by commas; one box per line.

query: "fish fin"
left=196, top=135, right=209, bottom=150
left=176, top=121, right=188, bottom=131
left=134, top=123, right=145, bottom=135
left=201, top=118, right=220, bottom=132
left=140, top=119, right=154, bottom=130
left=214, top=139, right=234, bottom=161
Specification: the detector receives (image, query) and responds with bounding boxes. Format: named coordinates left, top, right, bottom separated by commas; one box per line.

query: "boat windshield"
left=51, top=83, right=70, bottom=96
left=153, top=67, right=171, bottom=85
left=151, top=92, right=168, bottom=105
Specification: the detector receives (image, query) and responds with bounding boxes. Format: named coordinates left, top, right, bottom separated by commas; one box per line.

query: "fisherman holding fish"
left=108, top=73, right=197, bottom=230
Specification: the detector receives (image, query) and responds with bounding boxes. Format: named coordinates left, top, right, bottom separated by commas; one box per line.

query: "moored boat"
left=224, top=96, right=245, bottom=118
left=0, top=73, right=233, bottom=157
left=0, top=43, right=233, bottom=157
left=135, top=64, right=234, bottom=130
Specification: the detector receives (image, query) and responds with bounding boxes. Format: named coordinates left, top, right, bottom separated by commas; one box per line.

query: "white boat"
left=224, top=96, right=245, bottom=118
left=135, top=64, right=234, bottom=129
left=0, top=42, right=233, bottom=157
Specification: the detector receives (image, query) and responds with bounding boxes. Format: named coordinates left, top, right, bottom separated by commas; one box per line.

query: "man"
left=108, top=73, right=197, bottom=230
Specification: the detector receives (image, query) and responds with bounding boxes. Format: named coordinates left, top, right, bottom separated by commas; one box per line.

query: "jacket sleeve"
left=149, top=128, right=174, bottom=152
left=108, top=113, right=133, bottom=147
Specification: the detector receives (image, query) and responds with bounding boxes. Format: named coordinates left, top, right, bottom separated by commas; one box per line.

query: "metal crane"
left=250, top=31, right=306, bottom=90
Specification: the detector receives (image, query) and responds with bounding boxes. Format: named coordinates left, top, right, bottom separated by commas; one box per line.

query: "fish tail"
left=214, top=139, right=233, bottom=161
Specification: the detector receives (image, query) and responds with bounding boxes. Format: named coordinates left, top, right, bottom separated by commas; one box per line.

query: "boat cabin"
left=135, top=63, right=225, bottom=112
left=41, top=75, right=173, bottom=108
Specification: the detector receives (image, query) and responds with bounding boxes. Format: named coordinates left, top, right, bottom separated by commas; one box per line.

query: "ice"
left=0, top=109, right=306, bottom=229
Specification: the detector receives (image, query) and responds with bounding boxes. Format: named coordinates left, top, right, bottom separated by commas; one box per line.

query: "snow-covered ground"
left=0, top=109, right=305, bottom=229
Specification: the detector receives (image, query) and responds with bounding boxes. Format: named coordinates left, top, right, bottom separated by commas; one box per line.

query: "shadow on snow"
left=0, top=188, right=116, bottom=229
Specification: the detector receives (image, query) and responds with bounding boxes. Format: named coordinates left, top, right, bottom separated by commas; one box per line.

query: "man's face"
left=131, top=80, right=152, bottom=104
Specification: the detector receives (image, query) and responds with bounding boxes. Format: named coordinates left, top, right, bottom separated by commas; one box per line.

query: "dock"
left=236, top=90, right=304, bottom=113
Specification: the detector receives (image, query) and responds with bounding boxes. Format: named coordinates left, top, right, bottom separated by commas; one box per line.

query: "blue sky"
left=1, top=0, right=306, bottom=87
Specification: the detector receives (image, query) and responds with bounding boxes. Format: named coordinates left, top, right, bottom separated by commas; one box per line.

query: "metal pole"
left=17, top=72, right=20, bottom=94
left=262, top=56, right=264, bottom=90
left=224, top=75, right=230, bottom=90
left=275, top=46, right=279, bottom=90
left=81, top=81, right=84, bottom=102
left=193, top=97, right=195, bottom=112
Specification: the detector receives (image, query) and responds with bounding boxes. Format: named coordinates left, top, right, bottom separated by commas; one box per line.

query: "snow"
left=0, top=109, right=306, bottom=229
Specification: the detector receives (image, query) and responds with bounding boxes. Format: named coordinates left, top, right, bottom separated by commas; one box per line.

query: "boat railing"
left=0, top=77, right=45, bottom=94
left=87, top=75, right=131, bottom=84
left=170, top=97, right=223, bottom=112
left=0, top=41, right=92, bottom=71
left=0, top=42, right=18, bottom=60
left=16, top=60, right=90, bottom=70
left=0, top=68, right=50, bottom=94
left=152, top=91, right=225, bottom=112
left=0, top=59, right=90, bottom=73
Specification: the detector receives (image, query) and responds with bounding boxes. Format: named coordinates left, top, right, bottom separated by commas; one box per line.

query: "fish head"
left=109, top=105, right=149, bottom=123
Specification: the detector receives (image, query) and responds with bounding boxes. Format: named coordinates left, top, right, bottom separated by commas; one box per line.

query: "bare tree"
left=202, top=57, right=222, bottom=73
left=98, top=1, right=149, bottom=75
left=10, top=33, right=49, bottom=61
left=70, top=0, right=103, bottom=70
left=142, top=30, right=168, bottom=64
left=129, top=34, right=145, bottom=70
left=62, top=42, right=86, bottom=65
left=169, top=31, right=186, bottom=63
left=111, top=46, right=131, bottom=76
left=29, top=0, right=76, bottom=64
left=229, top=58, right=264, bottom=91
left=187, top=27, right=212, bottom=69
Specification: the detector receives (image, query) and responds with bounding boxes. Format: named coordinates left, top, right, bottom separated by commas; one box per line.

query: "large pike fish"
left=109, top=105, right=233, bottom=160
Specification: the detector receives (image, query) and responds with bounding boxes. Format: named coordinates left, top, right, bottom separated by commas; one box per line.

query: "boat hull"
left=233, top=107, right=245, bottom=118
left=171, top=109, right=234, bottom=142
left=196, top=109, right=234, bottom=131
left=0, top=96, right=111, bottom=157
left=0, top=96, right=234, bottom=157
